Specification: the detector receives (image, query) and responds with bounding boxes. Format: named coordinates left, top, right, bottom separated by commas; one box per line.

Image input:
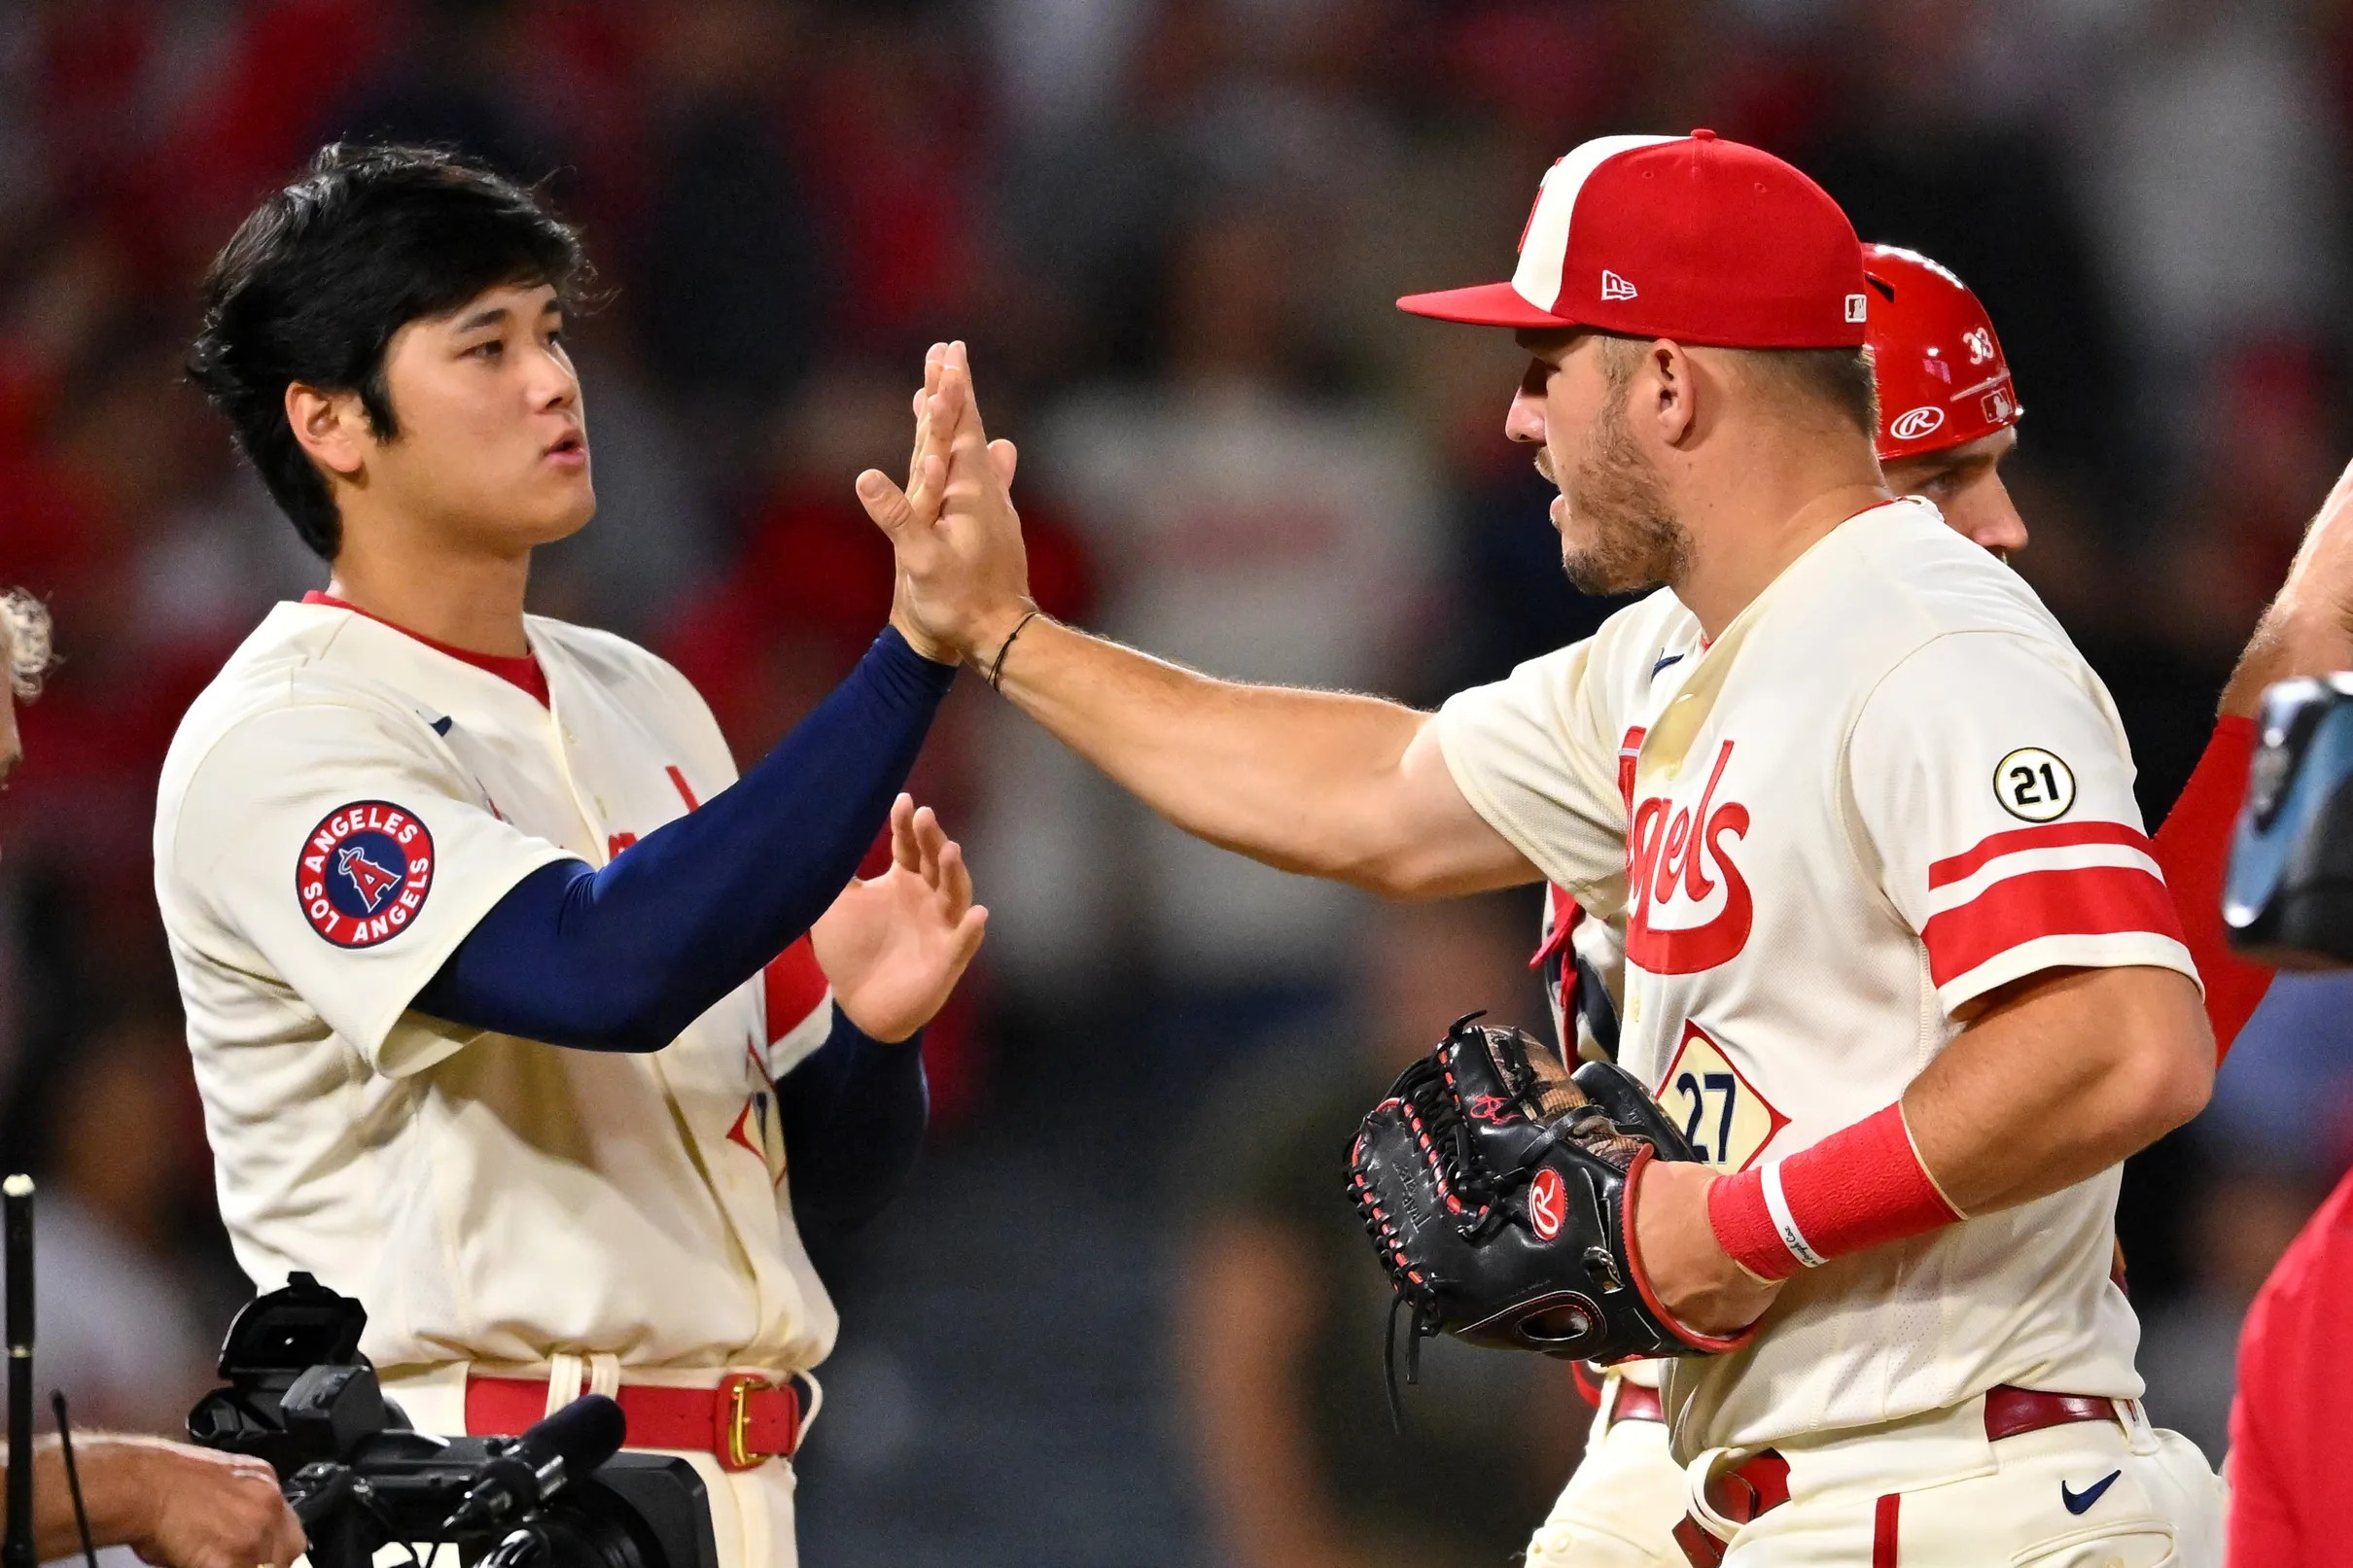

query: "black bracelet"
left=986, top=609, right=1043, bottom=692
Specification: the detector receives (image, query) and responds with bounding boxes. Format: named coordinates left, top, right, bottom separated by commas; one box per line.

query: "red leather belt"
left=1608, top=1382, right=1667, bottom=1427
left=1671, top=1385, right=2125, bottom=1567
left=1982, top=1387, right=2124, bottom=1443
left=466, top=1373, right=804, bottom=1473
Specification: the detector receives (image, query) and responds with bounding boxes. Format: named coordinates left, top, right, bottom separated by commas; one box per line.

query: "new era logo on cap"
left=1398, top=130, right=1867, bottom=350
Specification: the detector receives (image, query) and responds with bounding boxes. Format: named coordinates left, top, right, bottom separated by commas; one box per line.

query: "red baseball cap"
left=1863, top=244, right=2021, bottom=462
left=1397, top=130, right=1869, bottom=349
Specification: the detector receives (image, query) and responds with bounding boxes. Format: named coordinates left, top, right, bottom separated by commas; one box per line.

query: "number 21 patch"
left=1994, top=747, right=2076, bottom=822
left=1655, top=1021, right=1788, bottom=1172
left=297, top=801, right=436, bottom=948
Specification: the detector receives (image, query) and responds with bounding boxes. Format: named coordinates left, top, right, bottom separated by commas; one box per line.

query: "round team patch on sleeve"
left=296, top=801, right=437, bottom=948
left=1993, top=747, right=2077, bottom=822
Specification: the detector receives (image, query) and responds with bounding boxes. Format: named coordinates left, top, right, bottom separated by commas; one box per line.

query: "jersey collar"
left=300, top=591, right=550, bottom=707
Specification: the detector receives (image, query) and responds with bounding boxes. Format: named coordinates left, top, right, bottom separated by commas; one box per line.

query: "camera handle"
left=283, top=1462, right=382, bottom=1568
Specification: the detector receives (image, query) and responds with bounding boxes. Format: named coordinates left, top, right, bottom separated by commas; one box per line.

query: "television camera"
left=188, top=1273, right=718, bottom=1568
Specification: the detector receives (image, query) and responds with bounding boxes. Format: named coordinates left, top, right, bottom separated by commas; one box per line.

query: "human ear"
left=285, top=382, right=369, bottom=478
left=1650, top=341, right=1699, bottom=445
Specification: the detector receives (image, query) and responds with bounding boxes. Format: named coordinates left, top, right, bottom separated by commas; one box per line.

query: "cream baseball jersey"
left=1437, top=498, right=2195, bottom=1453
left=154, top=600, right=839, bottom=1376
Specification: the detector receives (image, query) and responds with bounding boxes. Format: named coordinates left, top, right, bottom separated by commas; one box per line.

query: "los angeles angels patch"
left=298, top=801, right=436, bottom=948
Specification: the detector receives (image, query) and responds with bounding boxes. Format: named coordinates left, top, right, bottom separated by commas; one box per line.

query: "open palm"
left=812, top=793, right=988, bottom=1043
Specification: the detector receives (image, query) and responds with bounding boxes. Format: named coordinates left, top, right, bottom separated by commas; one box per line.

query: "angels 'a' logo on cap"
left=297, top=800, right=436, bottom=948
left=1600, top=269, right=1638, bottom=301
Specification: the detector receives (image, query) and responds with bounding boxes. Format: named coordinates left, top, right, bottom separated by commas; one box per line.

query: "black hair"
left=187, top=142, right=588, bottom=559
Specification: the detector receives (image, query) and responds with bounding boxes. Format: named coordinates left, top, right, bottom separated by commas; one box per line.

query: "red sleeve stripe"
left=1921, top=864, right=2187, bottom=989
left=1927, top=819, right=2157, bottom=890
left=1925, top=840, right=2160, bottom=915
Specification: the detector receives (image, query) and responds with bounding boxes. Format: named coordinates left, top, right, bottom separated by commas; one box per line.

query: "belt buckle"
left=718, top=1373, right=781, bottom=1472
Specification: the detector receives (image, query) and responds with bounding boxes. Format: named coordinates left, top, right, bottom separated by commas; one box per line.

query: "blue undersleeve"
left=412, top=628, right=956, bottom=1052
left=782, top=1005, right=929, bottom=1237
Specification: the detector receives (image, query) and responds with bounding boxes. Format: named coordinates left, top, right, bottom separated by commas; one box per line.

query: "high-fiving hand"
left=811, top=792, right=988, bottom=1043
left=856, top=341, right=1036, bottom=673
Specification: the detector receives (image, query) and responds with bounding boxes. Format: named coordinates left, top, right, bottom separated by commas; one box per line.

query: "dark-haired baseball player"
left=159, top=144, right=983, bottom=1568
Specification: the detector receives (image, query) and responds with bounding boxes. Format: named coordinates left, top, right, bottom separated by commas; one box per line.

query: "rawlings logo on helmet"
left=1889, top=405, right=1946, bottom=442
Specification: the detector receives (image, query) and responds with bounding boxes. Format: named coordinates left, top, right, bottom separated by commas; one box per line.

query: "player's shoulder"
left=158, top=606, right=455, bottom=832
left=1771, top=499, right=2087, bottom=700
left=167, top=605, right=441, bottom=759
left=1842, top=498, right=2071, bottom=646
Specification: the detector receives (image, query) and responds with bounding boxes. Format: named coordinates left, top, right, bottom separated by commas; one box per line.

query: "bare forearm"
left=1904, top=966, right=2213, bottom=1213
left=992, top=616, right=1507, bottom=893
left=2221, top=601, right=2352, bottom=717
left=2222, top=458, right=2353, bottom=716
left=866, top=346, right=1531, bottom=896
left=7, top=1433, right=304, bottom=1568
left=8, top=1438, right=145, bottom=1557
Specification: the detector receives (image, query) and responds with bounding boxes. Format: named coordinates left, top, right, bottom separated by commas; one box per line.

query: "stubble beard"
left=1553, top=391, right=1689, bottom=597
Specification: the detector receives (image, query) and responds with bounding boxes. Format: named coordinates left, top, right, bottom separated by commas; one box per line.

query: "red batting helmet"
left=1864, top=244, right=2021, bottom=462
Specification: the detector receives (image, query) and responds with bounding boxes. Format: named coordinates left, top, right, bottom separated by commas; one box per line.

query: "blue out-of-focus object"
left=2226, top=675, right=2353, bottom=965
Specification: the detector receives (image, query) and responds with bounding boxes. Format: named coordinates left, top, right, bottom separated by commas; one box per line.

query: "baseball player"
left=1520, top=241, right=2315, bottom=1568
left=2, top=587, right=309, bottom=1568
left=872, top=133, right=2230, bottom=1563
left=158, top=145, right=984, bottom=1568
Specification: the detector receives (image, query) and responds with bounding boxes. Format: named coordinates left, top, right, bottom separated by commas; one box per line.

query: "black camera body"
left=190, top=1273, right=719, bottom=1568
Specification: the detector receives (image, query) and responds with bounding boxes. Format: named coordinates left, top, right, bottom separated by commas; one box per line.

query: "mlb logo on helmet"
left=1396, top=129, right=1869, bottom=349
left=297, top=800, right=437, bottom=948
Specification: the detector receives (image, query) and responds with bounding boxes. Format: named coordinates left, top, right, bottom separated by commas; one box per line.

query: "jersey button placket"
left=543, top=679, right=613, bottom=858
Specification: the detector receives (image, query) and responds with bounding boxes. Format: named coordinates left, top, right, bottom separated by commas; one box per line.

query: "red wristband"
left=1707, top=1104, right=1963, bottom=1279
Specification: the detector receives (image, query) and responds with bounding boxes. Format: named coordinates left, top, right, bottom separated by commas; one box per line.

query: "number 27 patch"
left=1654, top=1021, right=1788, bottom=1172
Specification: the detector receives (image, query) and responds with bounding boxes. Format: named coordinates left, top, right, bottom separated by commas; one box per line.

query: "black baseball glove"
left=1346, top=1014, right=1746, bottom=1402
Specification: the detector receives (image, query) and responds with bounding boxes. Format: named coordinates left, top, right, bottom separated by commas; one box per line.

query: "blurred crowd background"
left=1, top=0, right=2349, bottom=1563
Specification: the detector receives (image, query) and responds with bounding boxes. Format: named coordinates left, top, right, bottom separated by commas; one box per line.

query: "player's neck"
left=1673, top=446, right=1889, bottom=641
left=324, top=536, right=533, bottom=659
